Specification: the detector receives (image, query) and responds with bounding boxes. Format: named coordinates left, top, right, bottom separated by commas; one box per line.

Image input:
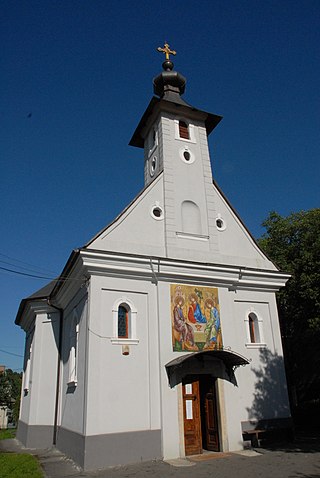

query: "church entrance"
left=182, top=376, right=220, bottom=455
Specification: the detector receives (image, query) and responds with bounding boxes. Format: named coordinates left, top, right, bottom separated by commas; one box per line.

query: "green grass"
left=0, top=429, right=16, bottom=440
left=0, top=453, right=43, bottom=478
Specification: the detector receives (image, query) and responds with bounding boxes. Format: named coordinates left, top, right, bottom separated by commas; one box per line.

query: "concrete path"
left=1, top=433, right=320, bottom=478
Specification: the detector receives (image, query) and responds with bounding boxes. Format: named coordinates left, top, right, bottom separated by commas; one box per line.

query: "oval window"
left=180, top=148, right=194, bottom=164
left=150, top=204, right=164, bottom=220
left=149, top=156, right=157, bottom=177
left=216, top=217, right=226, bottom=231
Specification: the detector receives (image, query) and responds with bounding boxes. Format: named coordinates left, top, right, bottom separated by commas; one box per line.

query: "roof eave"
left=129, top=96, right=222, bottom=148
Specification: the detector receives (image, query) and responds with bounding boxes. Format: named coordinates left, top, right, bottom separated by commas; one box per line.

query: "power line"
left=0, top=348, right=24, bottom=358
left=0, top=266, right=86, bottom=283
left=0, top=252, right=59, bottom=276
left=0, top=259, right=58, bottom=276
left=0, top=266, right=54, bottom=280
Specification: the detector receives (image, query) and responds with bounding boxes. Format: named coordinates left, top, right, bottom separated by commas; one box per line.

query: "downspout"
left=149, top=258, right=164, bottom=457
left=47, top=299, right=63, bottom=446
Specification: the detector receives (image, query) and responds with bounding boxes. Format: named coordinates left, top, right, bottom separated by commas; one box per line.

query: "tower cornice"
left=129, top=96, right=222, bottom=148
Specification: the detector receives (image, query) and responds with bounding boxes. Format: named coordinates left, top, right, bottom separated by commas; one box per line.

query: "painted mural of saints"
left=171, top=284, right=222, bottom=352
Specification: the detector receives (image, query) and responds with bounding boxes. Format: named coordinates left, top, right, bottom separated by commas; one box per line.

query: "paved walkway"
left=1, top=433, right=320, bottom=478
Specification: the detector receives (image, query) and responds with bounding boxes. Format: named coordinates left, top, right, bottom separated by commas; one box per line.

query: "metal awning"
left=165, top=349, right=250, bottom=388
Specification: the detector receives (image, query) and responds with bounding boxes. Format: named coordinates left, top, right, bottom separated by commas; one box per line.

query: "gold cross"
left=157, top=42, right=176, bottom=61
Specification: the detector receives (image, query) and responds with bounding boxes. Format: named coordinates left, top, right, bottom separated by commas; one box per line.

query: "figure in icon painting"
left=204, top=297, right=222, bottom=349
left=188, top=293, right=207, bottom=324
left=171, top=284, right=222, bottom=352
left=173, top=296, right=198, bottom=351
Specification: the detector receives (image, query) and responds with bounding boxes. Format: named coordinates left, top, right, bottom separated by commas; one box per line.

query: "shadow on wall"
left=247, top=348, right=291, bottom=420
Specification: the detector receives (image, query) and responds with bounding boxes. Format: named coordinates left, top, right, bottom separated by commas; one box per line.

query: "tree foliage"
left=0, top=369, right=22, bottom=423
left=258, top=209, right=320, bottom=408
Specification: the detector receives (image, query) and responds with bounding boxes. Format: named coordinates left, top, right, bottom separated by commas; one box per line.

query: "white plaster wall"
left=218, top=287, right=290, bottom=450
left=160, top=114, right=219, bottom=263
left=212, top=184, right=277, bottom=270
left=155, top=281, right=290, bottom=455
left=28, top=312, right=59, bottom=426
left=84, top=275, right=161, bottom=436
left=59, top=291, right=88, bottom=434
left=19, top=328, right=34, bottom=423
left=157, top=281, right=182, bottom=460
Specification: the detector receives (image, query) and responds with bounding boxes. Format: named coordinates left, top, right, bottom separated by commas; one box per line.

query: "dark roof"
left=15, top=279, right=57, bottom=325
left=28, top=280, right=57, bottom=300
left=129, top=96, right=222, bottom=148
left=165, top=349, right=250, bottom=388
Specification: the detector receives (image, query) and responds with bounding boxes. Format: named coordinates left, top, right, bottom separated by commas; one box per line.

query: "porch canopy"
left=165, top=349, right=250, bottom=388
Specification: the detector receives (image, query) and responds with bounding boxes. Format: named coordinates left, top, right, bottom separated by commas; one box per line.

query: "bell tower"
left=129, top=44, right=222, bottom=261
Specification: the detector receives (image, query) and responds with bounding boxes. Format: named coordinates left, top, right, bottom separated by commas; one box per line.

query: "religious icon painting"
left=170, top=284, right=222, bottom=352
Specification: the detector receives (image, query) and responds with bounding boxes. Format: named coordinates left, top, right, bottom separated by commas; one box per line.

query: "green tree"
left=0, top=369, right=22, bottom=423
left=258, top=209, right=320, bottom=416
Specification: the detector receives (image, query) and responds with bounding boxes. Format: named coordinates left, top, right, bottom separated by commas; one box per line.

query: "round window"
left=183, top=151, right=191, bottom=161
left=150, top=204, right=164, bottom=220
left=180, top=148, right=195, bottom=164
left=215, top=217, right=226, bottom=231
left=152, top=207, right=162, bottom=218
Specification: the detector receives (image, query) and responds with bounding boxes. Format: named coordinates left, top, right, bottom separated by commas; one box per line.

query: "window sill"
left=176, top=231, right=209, bottom=241
left=245, top=343, right=267, bottom=349
left=175, top=137, right=196, bottom=144
left=111, top=338, right=139, bottom=345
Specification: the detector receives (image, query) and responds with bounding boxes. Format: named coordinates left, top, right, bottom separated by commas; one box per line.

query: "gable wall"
left=212, top=184, right=277, bottom=269
left=87, top=174, right=166, bottom=256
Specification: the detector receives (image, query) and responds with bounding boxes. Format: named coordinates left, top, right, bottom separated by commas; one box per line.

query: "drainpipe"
left=47, top=299, right=63, bottom=446
left=150, top=258, right=164, bottom=458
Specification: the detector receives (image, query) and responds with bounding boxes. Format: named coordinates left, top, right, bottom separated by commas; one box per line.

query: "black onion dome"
left=153, top=59, right=186, bottom=98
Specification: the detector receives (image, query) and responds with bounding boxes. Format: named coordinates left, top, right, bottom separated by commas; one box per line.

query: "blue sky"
left=1, top=0, right=319, bottom=371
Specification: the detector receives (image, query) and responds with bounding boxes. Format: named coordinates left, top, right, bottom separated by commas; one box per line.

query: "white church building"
left=15, top=45, right=292, bottom=470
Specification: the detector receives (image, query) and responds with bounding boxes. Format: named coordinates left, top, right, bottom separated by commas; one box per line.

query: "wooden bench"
left=241, top=418, right=293, bottom=448
left=242, top=428, right=267, bottom=447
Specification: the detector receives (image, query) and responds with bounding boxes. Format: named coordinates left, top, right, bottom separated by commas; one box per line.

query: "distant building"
left=0, top=406, right=10, bottom=429
left=0, top=367, right=9, bottom=429
left=15, top=46, right=291, bottom=470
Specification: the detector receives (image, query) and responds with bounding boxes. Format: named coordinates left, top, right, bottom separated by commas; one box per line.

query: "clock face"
left=149, top=156, right=157, bottom=177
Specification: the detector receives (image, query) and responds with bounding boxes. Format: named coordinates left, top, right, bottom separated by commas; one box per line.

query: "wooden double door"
left=182, top=377, right=220, bottom=455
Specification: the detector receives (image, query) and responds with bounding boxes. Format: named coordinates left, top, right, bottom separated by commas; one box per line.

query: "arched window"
left=68, top=312, right=79, bottom=385
left=118, top=305, right=129, bottom=338
left=248, top=312, right=260, bottom=344
left=179, top=120, right=190, bottom=139
left=23, top=336, right=33, bottom=394
left=111, top=298, right=139, bottom=345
